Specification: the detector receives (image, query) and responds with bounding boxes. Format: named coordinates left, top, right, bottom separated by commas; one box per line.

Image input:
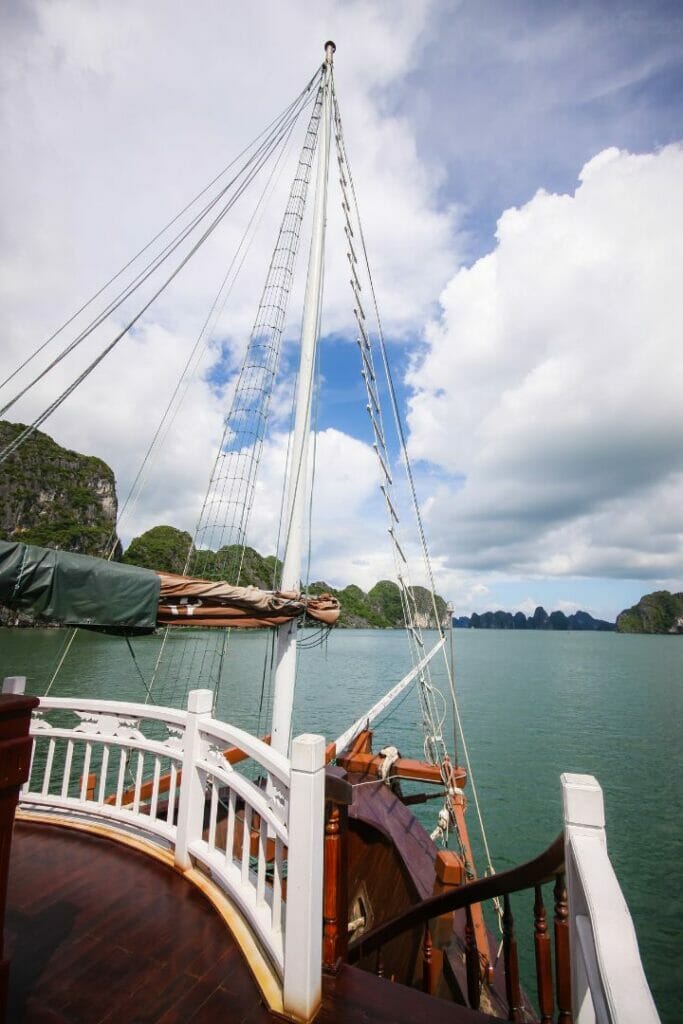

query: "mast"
left=270, top=41, right=335, bottom=757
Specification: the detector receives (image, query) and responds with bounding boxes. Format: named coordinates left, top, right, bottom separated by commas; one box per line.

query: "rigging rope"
left=0, top=80, right=318, bottom=466
left=146, top=82, right=325, bottom=708
left=36, top=73, right=319, bottom=705
left=331, top=76, right=498, bottom=881
left=0, top=69, right=321, bottom=404
left=109, top=79, right=308, bottom=561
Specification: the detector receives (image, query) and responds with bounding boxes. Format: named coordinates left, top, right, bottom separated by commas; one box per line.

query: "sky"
left=1, top=0, right=682, bottom=621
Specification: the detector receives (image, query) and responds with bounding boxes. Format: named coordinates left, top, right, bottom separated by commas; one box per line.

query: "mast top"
left=324, top=40, right=336, bottom=64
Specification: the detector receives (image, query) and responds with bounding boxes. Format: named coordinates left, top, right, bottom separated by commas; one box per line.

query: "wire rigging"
left=331, top=75, right=498, bottom=882
left=145, top=80, right=325, bottom=708
left=0, top=75, right=320, bottom=466
left=0, top=69, right=322, bottom=400
left=109, top=81, right=308, bottom=560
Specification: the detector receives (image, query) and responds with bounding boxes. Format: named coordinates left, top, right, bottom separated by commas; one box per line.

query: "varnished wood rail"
left=20, top=691, right=326, bottom=1022
left=322, top=768, right=352, bottom=974
left=349, top=831, right=568, bottom=1021
left=0, top=692, right=39, bottom=1021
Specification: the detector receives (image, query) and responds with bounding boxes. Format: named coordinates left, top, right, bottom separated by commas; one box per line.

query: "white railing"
left=20, top=689, right=325, bottom=1022
left=562, top=774, right=660, bottom=1024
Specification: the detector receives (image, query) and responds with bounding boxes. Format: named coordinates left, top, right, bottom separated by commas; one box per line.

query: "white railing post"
left=2, top=676, right=26, bottom=694
left=175, top=689, right=212, bottom=870
left=283, top=733, right=325, bottom=1021
left=561, top=773, right=660, bottom=1024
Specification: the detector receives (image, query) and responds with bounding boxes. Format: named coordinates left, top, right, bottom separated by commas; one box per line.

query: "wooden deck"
left=6, top=820, right=497, bottom=1023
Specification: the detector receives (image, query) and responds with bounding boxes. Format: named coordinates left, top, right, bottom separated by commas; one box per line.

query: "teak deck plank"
left=6, top=821, right=498, bottom=1023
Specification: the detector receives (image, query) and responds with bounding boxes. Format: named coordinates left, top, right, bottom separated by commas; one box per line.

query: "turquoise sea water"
left=1, top=627, right=681, bottom=1021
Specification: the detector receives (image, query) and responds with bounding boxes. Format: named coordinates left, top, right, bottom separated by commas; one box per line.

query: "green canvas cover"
left=0, top=540, right=160, bottom=633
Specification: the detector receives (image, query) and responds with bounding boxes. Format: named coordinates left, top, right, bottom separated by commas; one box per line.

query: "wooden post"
left=503, top=894, right=522, bottom=1023
left=422, top=924, right=435, bottom=994
left=322, top=768, right=351, bottom=975
left=554, top=873, right=572, bottom=1024
left=465, top=904, right=480, bottom=1009
left=0, top=693, right=39, bottom=1021
left=175, top=689, right=212, bottom=870
left=283, top=733, right=325, bottom=1022
left=534, top=885, right=553, bottom=1024
left=323, top=802, right=348, bottom=972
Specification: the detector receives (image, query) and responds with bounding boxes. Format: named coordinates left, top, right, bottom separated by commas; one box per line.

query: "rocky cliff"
left=616, top=591, right=683, bottom=634
left=305, top=578, right=449, bottom=629
left=0, top=421, right=120, bottom=556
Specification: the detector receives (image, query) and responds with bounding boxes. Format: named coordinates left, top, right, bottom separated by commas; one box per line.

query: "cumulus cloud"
left=0, top=0, right=457, bottom=562
left=3, top=3, right=682, bottom=618
left=401, top=0, right=683, bottom=259
left=230, top=428, right=395, bottom=590
left=407, top=145, right=683, bottom=586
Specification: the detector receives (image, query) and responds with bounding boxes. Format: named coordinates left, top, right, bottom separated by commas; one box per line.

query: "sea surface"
left=1, top=626, right=681, bottom=1021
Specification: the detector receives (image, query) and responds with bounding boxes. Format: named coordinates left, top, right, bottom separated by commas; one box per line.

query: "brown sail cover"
left=156, top=572, right=340, bottom=628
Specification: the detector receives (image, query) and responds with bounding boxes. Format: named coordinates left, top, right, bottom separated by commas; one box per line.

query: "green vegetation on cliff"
left=0, top=420, right=120, bottom=556
left=306, top=578, right=447, bottom=629
left=122, top=527, right=282, bottom=590
left=616, top=591, right=683, bottom=634
left=122, top=526, right=193, bottom=574
left=0, top=418, right=449, bottom=631
left=121, top=528, right=448, bottom=629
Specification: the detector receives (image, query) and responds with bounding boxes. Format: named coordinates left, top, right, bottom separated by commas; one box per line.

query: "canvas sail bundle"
left=156, top=573, right=339, bottom=628
left=0, top=541, right=339, bottom=633
left=0, top=540, right=160, bottom=633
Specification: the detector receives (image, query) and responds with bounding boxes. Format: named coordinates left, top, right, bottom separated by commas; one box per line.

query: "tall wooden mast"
left=270, top=41, right=335, bottom=758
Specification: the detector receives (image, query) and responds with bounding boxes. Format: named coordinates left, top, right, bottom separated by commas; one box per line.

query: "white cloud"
left=407, top=144, right=683, bottom=585
left=0, top=0, right=457, bottom=567
left=2, top=4, right=681, bottom=616
left=232, top=427, right=395, bottom=590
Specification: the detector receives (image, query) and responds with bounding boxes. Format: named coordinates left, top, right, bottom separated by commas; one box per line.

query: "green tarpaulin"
left=0, top=540, right=160, bottom=633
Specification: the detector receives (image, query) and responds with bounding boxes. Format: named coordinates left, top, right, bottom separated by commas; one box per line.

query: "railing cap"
left=187, top=689, right=213, bottom=714
left=291, top=733, right=325, bottom=772
left=561, top=772, right=605, bottom=829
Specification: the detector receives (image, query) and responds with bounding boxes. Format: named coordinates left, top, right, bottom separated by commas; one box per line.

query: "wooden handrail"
left=348, top=831, right=565, bottom=963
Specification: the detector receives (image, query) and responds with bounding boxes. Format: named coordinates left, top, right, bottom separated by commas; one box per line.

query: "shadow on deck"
left=6, top=820, right=496, bottom=1023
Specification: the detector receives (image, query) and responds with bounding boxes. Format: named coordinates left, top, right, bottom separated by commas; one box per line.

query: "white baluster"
left=133, top=751, right=144, bottom=813
left=175, top=689, right=212, bottom=870
left=149, top=756, right=161, bottom=819
left=80, top=742, right=92, bottom=802
left=256, top=816, right=267, bottom=906
left=241, top=804, right=253, bottom=886
left=282, top=733, right=325, bottom=1021
left=225, top=788, right=236, bottom=865
left=208, top=780, right=218, bottom=851
left=115, top=748, right=128, bottom=808
left=61, top=739, right=74, bottom=800
left=166, top=763, right=178, bottom=825
left=97, top=745, right=110, bottom=804
left=272, top=837, right=283, bottom=934
left=42, top=738, right=55, bottom=796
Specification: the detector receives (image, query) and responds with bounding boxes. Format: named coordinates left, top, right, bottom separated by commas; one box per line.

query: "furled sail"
left=0, top=541, right=339, bottom=633
left=156, top=572, right=339, bottom=628
left=0, top=540, right=160, bottom=633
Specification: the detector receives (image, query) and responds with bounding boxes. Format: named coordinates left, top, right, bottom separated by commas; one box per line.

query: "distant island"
left=1, top=419, right=679, bottom=633
left=615, top=591, right=683, bottom=634
left=452, top=607, right=614, bottom=631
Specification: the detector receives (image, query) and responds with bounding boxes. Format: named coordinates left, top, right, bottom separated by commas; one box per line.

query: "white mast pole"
left=271, top=42, right=335, bottom=758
